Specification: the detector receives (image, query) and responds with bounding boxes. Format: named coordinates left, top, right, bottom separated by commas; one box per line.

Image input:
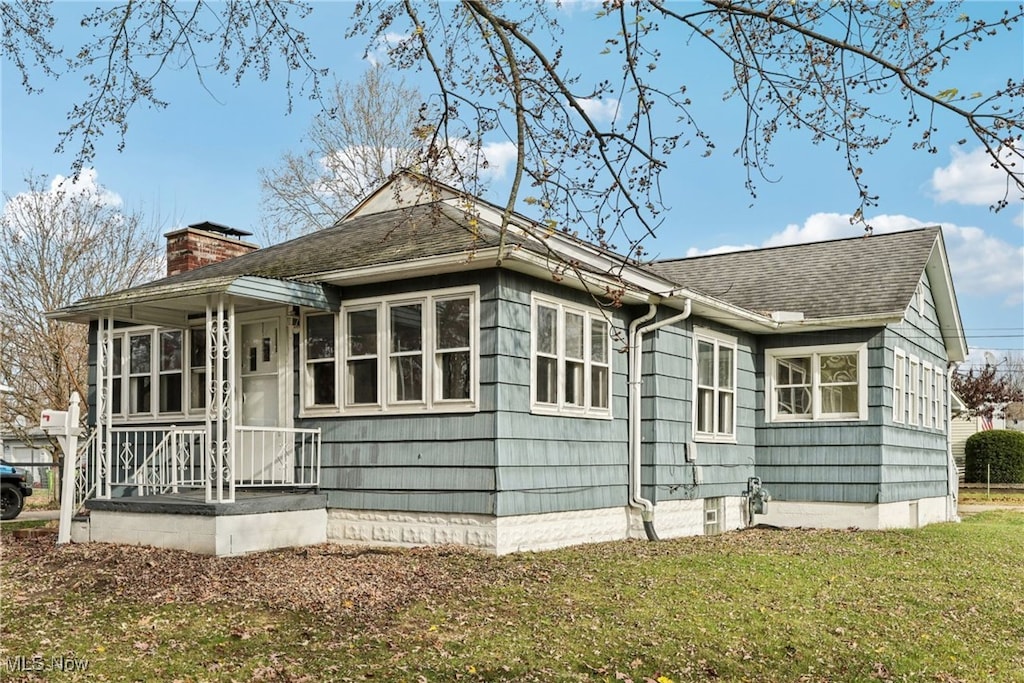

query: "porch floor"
left=84, top=489, right=327, bottom=517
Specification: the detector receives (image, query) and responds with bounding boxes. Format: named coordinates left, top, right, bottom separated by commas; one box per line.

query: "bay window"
left=531, top=295, right=612, bottom=417
left=766, top=344, right=867, bottom=421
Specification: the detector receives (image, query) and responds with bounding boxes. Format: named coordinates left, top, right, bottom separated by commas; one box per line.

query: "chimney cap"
left=187, top=221, right=253, bottom=238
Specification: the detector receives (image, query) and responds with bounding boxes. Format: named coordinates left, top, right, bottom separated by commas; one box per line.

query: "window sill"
left=299, top=403, right=479, bottom=419
left=530, top=405, right=613, bottom=420
left=693, top=433, right=738, bottom=444
left=768, top=416, right=866, bottom=424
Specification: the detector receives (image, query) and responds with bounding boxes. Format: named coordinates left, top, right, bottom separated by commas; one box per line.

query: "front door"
left=237, top=318, right=290, bottom=482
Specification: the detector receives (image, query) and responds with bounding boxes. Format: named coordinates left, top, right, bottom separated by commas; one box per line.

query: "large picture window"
left=694, top=329, right=736, bottom=441
left=531, top=295, right=612, bottom=417
left=766, top=344, right=867, bottom=422
left=300, top=286, right=479, bottom=414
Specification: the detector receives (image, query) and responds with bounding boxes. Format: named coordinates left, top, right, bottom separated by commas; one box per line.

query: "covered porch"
left=53, top=272, right=341, bottom=555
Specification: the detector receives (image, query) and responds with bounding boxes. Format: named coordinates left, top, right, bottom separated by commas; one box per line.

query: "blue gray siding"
left=755, top=328, right=885, bottom=503
left=642, top=316, right=756, bottom=504
left=878, top=271, right=950, bottom=501
left=491, top=272, right=630, bottom=516
left=298, top=271, right=499, bottom=514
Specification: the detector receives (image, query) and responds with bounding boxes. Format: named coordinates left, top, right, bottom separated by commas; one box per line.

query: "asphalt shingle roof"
left=651, top=227, right=940, bottom=320
left=121, top=201, right=506, bottom=295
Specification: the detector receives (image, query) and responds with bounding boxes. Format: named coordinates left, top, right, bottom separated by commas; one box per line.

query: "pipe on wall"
left=627, top=298, right=693, bottom=541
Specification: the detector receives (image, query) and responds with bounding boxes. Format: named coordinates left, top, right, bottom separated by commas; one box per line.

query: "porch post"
left=207, top=294, right=236, bottom=503
left=224, top=297, right=236, bottom=502
left=99, top=311, right=114, bottom=499
left=205, top=298, right=215, bottom=503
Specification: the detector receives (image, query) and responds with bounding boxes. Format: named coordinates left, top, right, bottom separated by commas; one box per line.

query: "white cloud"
left=941, top=223, right=1024, bottom=305
left=684, top=243, right=756, bottom=257
left=479, top=140, right=518, bottom=179
left=50, top=168, right=123, bottom=207
left=689, top=212, right=1024, bottom=307
left=578, top=97, right=620, bottom=125
left=365, top=31, right=409, bottom=67
left=931, top=144, right=1023, bottom=208
left=3, top=168, right=123, bottom=225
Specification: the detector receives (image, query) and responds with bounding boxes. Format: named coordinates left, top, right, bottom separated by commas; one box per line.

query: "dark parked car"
left=1, top=460, right=33, bottom=520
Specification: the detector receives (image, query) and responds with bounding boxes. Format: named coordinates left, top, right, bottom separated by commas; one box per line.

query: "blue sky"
left=2, top=1, right=1022, bottom=365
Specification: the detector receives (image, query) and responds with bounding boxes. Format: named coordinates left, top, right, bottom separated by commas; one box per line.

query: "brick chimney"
left=165, top=221, right=258, bottom=276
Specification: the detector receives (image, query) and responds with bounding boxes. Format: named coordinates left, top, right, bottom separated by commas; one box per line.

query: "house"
left=51, top=171, right=967, bottom=555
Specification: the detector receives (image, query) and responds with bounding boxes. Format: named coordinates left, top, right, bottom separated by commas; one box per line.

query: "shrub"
left=965, top=429, right=1024, bottom=483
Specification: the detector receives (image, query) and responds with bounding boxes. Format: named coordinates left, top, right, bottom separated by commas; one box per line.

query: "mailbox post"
left=40, top=393, right=83, bottom=544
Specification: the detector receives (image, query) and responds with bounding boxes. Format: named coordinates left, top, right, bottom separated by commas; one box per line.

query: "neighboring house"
left=51, top=171, right=967, bottom=555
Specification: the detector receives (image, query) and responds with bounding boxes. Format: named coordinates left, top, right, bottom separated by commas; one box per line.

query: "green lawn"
left=3, top=511, right=1023, bottom=682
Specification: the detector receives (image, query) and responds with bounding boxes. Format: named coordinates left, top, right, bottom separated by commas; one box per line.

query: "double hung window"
left=694, top=330, right=737, bottom=441
left=531, top=295, right=611, bottom=417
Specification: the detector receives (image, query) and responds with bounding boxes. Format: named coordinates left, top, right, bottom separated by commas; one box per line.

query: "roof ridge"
left=654, top=225, right=940, bottom=265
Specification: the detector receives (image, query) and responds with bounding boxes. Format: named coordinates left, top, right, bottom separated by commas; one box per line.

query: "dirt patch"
left=2, top=538, right=528, bottom=630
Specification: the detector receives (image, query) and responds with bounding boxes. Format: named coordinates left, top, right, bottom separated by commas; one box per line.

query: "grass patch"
left=959, top=489, right=1024, bottom=505
left=3, top=512, right=1023, bottom=682
left=0, top=519, right=53, bottom=533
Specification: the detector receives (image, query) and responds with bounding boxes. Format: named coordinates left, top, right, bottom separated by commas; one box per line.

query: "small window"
left=305, top=314, right=337, bottom=407
left=530, top=295, right=613, bottom=417
left=189, top=327, right=207, bottom=411
left=693, top=329, right=737, bottom=441
left=158, top=330, right=183, bottom=413
left=767, top=344, right=866, bottom=422
left=435, top=297, right=472, bottom=401
left=110, top=337, right=123, bottom=415
left=389, top=303, right=424, bottom=404
left=129, top=333, right=152, bottom=414
left=346, top=307, right=379, bottom=407
left=893, top=349, right=906, bottom=424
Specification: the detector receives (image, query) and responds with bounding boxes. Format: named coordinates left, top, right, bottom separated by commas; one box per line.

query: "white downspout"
left=628, top=298, right=692, bottom=541
left=946, top=361, right=960, bottom=522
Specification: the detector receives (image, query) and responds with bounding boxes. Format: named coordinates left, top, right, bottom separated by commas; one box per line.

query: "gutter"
left=628, top=298, right=693, bottom=541
left=946, top=361, right=961, bottom=523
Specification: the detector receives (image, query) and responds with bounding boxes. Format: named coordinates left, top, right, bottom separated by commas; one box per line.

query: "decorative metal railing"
left=75, top=424, right=320, bottom=505
left=74, top=429, right=100, bottom=513
left=107, top=426, right=207, bottom=496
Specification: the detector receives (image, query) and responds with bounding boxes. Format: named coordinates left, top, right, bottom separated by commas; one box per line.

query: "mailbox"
left=40, top=409, right=69, bottom=430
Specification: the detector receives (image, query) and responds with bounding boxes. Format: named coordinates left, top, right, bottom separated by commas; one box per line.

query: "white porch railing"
left=234, top=426, right=321, bottom=488
left=74, top=429, right=100, bottom=513
left=76, top=424, right=320, bottom=504
left=106, top=426, right=207, bottom=496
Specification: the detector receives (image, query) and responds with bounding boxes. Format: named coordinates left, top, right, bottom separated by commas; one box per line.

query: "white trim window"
left=922, top=361, right=934, bottom=427
left=693, top=329, right=737, bottom=441
left=908, top=357, right=920, bottom=426
left=766, top=344, right=867, bottom=422
left=304, top=313, right=338, bottom=408
left=188, top=326, right=207, bottom=411
left=893, top=349, right=906, bottom=424
left=300, top=286, right=479, bottom=414
left=531, top=295, right=612, bottom=417
left=107, top=326, right=190, bottom=419
left=893, top=347, right=946, bottom=431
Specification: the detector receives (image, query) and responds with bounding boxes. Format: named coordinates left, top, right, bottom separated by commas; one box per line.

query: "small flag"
left=980, top=415, right=994, bottom=430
